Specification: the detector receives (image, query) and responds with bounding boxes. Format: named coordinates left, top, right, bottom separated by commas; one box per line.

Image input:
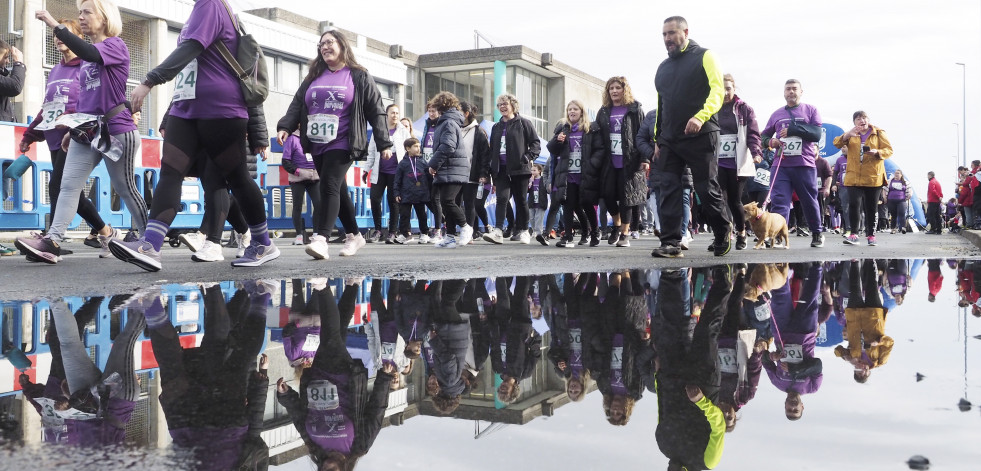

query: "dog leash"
left=761, top=146, right=785, bottom=208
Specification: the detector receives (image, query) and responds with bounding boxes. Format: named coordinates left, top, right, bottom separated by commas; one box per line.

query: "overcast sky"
left=248, top=0, right=980, bottom=200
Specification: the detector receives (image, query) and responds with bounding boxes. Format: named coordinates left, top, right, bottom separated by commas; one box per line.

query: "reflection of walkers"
left=278, top=282, right=394, bottom=469
left=651, top=16, right=732, bottom=258
left=654, top=267, right=731, bottom=470
left=146, top=284, right=269, bottom=469
left=21, top=295, right=143, bottom=446
left=927, top=259, right=944, bottom=303
left=835, top=260, right=893, bottom=382
left=595, top=271, right=649, bottom=425
left=428, top=279, right=470, bottom=414
left=763, top=263, right=824, bottom=421
left=490, top=276, right=542, bottom=404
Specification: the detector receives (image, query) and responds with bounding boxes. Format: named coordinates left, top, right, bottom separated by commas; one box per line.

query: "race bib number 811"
left=308, top=114, right=339, bottom=144
left=307, top=380, right=340, bottom=410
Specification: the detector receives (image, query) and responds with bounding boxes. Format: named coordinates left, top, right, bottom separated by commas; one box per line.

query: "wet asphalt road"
left=1, top=229, right=979, bottom=299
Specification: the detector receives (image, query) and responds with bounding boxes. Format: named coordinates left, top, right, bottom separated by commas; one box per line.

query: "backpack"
left=214, top=0, right=269, bottom=106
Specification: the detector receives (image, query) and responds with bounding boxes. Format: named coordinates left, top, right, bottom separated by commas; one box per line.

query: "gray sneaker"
left=231, top=240, right=281, bottom=267
left=482, top=228, right=505, bottom=244
left=97, top=228, right=120, bottom=258
left=109, top=238, right=162, bottom=272
left=651, top=245, right=684, bottom=258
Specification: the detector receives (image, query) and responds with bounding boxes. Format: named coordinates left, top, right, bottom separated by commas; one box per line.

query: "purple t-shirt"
left=498, top=122, right=508, bottom=168
left=305, top=67, right=355, bottom=155
left=762, top=103, right=822, bottom=168
left=379, top=128, right=399, bottom=174
left=306, top=369, right=355, bottom=454
left=530, top=177, right=543, bottom=207
left=38, top=61, right=80, bottom=150
left=833, top=155, right=848, bottom=186
left=78, top=37, right=136, bottom=135
left=170, top=425, right=248, bottom=471
left=718, top=102, right=737, bottom=170
left=283, top=325, right=320, bottom=363
left=609, top=106, right=627, bottom=169
left=169, top=0, right=247, bottom=120
left=567, top=126, right=583, bottom=185
left=283, top=134, right=315, bottom=170
left=41, top=398, right=136, bottom=446
left=610, top=333, right=627, bottom=396
left=887, top=179, right=907, bottom=201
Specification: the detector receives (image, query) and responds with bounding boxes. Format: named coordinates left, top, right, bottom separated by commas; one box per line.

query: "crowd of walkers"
left=0, top=7, right=930, bottom=267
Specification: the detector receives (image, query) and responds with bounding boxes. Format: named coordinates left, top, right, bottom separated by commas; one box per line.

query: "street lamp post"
left=957, top=62, right=967, bottom=167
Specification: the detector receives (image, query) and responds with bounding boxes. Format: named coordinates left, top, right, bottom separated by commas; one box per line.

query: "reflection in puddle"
left=1, top=261, right=979, bottom=469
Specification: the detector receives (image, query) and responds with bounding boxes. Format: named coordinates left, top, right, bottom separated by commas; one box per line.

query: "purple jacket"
left=886, top=177, right=909, bottom=201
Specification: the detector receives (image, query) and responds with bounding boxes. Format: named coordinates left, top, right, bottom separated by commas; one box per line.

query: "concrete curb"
left=960, top=229, right=981, bottom=249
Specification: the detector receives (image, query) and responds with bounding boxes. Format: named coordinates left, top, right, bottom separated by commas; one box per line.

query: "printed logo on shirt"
left=81, top=64, right=101, bottom=91
left=311, top=89, right=348, bottom=111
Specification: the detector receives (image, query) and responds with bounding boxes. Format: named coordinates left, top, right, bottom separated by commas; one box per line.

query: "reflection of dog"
left=744, top=263, right=790, bottom=300
left=743, top=202, right=789, bottom=249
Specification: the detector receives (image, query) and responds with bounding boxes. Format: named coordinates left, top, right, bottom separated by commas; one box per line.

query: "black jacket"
left=484, top=114, right=540, bottom=179
left=0, top=63, right=25, bottom=122
left=595, top=102, right=649, bottom=207
left=429, top=108, right=470, bottom=185
left=394, top=155, right=432, bottom=204
left=277, top=67, right=392, bottom=160
left=545, top=121, right=601, bottom=203
left=462, top=122, right=490, bottom=183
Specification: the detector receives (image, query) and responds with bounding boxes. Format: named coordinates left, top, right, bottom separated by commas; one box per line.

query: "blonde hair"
left=496, top=93, right=520, bottom=116
left=559, top=100, right=591, bottom=134
left=602, top=76, right=636, bottom=108
left=78, top=0, right=123, bottom=38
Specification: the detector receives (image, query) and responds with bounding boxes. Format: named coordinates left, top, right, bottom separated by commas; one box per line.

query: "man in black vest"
left=651, top=16, right=732, bottom=258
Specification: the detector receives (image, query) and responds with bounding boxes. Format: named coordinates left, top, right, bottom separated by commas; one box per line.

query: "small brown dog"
left=744, top=263, right=791, bottom=300
left=743, top=202, right=789, bottom=249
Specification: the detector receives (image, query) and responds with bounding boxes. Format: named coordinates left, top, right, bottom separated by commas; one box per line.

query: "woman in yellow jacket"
left=834, top=259, right=894, bottom=383
left=833, top=111, right=893, bottom=246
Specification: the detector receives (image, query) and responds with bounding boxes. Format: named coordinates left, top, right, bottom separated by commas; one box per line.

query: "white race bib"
left=307, top=114, right=339, bottom=144
left=570, top=328, right=582, bottom=351
left=172, top=59, right=198, bottom=102
left=781, top=136, right=804, bottom=156
left=891, top=181, right=904, bottom=191
left=782, top=344, right=804, bottom=364
left=500, top=343, right=508, bottom=363
left=35, top=101, right=67, bottom=131
left=55, top=112, right=99, bottom=129
left=611, top=346, right=623, bottom=370
left=611, top=137, right=623, bottom=156
left=307, top=380, right=340, bottom=410
left=568, top=151, right=582, bottom=173
left=754, top=304, right=771, bottom=322
left=301, top=334, right=320, bottom=352
left=718, top=348, right=738, bottom=374
left=891, top=284, right=904, bottom=294
left=719, top=134, right=738, bottom=159
left=754, top=168, right=771, bottom=186
left=500, top=135, right=507, bottom=155
left=381, top=342, right=396, bottom=361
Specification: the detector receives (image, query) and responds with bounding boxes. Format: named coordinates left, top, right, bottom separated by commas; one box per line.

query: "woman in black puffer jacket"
left=427, top=92, right=472, bottom=247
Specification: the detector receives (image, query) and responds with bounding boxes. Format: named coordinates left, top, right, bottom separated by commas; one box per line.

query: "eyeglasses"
left=318, top=39, right=337, bottom=49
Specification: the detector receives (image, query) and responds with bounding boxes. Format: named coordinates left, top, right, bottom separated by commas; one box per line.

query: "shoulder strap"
left=213, top=0, right=249, bottom=79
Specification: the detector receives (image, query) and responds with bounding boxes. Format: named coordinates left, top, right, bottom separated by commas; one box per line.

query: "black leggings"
left=472, top=183, right=491, bottom=228
left=290, top=180, right=323, bottom=236
left=427, top=186, right=443, bottom=231
left=848, top=259, right=883, bottom=309
left=314, top=150, right=358, bottom=236
left=848, top=186, right=880, bottom=238
left=438, top=183, right=466, bottom=235
left=495, top=170, right=530, bottom=230
left=544, top=192, right=561, bottom=232
left=718, top=167, right=748, bottom=233
left=886, top=199, right=907, bottom=230
left=601, top=167, right=626, bottom=218
left=198, top=159, right=249, bottom=243
left=152, top=117, right=265, bottom=227
left=462, top=182, right=489, bottom=230
left=398, top=202, right=429, bottom=236
left=48, top=147, right=105, bottom=233
left=370, top=172, right=397, bottom=231
left=562, top=182, right=595, bottom=236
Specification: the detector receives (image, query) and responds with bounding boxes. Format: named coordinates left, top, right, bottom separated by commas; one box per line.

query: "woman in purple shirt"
left=886, top=169, right=910, bottom=234
left=109, top=0, right=277, bottom=272
left=546, top=100, right=601, bottom=248
left=19, top=19, right=109, bottom=252
left=277, top=29, right=394, bottom=260
left=19, top=2, right=148, bottom=265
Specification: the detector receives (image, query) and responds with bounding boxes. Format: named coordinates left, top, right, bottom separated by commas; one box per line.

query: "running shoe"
left=14, top=235, right=61, bottom=264
left=108, top=238, right=162, bottom=272
left=179, top=232, right=205, bottom=253
left=556, top=237, right=574, bottom=248
left=435, top=234, right=458, bottom=248
left=713, top=234, right=732, bottom=256
left=458, top=225, right=474, bottom=246
left=292, top=235, right=305, bottom=246
left=385, top=232, right=397, bottom=244
left=482, top=228, right=505, bottom=245
left=231, top=240, right=281, bottom=267
left=679, top=233, right=691, bottom=250
left=417, top=234, right=430, bottom=244
left=0, top=243, right=15, bottom=256
left=810, top=232, right=825, bottom=248
left=608, top=230, right=621, bottom=246
left=616, top=237, right=631, bottom=247
left=191, top=240, right=224, bottom=262
left=123, top=230, right=140, bottom=242
left=395, top=234, right=414, bottom=245
left=306, top=235, right=329, bottom=260
left=338, top=233, right=366, bottom=256
left=578, top=232, right=590, bottom=246
left=234, top=230, right=251, bottom=258
left=367, top=229, right=382, bottom=243
left=97, top=227, right=120, bottom=258
left=83, top=234, right=102, bottom=249
left=735, top=234, right=748, bottom=250
left=630, top=231, right=640, bottom=240
left=536, top=233, right=550, bottom=246
left=843, top=234, right=860, bottom=245
left=651, top=245, right=684, bottom=258
left=517, top=230, right=531, bottom=244
left=867, top=235, right=877, bottom=246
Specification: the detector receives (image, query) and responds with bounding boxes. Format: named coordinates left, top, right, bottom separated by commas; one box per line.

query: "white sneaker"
left=435, top=234, right=458, bottom=248
left=458, top=225, right=474, bottom=246
left=191, top=240, right=224, bottom=262
left=339, top=233, right=366, bottom=256
left=429, top=232, right=442, bottom=245
left=234, top=230, right=251, bottom=258
left=306, top=235, right=329, bottom=260
left=418, top=234, right=430, bottom=244
left=179, top=231, right=205, bottom=253
left=517, top=230, right=531, bottom=244
left=679, top=232, right=691, bottom=250
left=394, top=234, right=414, bottom=245
left=292, top=235, right=304, bottom=245
left=630, top=231, right=641, bottom=240
left=309, top=277, right=328, bottom=291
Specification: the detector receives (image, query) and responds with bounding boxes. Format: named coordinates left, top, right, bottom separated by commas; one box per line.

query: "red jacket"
left=960, top=169, right=979, bottom=205
left=928, top=178, right=943, bottom=203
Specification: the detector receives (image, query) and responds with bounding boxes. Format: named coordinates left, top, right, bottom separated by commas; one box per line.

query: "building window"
left=404, top=67, right=416, bottom=119
left=507, top=66, right=549, bottom=137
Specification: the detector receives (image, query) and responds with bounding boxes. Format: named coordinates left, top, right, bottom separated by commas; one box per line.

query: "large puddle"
left=1, top=260, right=979, bottom=470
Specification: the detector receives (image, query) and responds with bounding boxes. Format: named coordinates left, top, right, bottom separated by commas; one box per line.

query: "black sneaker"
left=713, top=236, right=732, bottom=256
left=608, top=230, right=621, bottom=246
left=735, top=234, right=748, bottom=250
left=651, top=245, right=684, bottom=258
left=503, top=227, right=513, bottom=239
left=536, top=234, right=549, bottom=246
left=810, top=232, right=825, bottom=248
left=578, top=232, right=589, bottom=246
left=589, top=232, right=601, bottom=247
left=83, top=235, right=102, bottom=249
left=556, top=237, right=574, bottom=248
left=707, top=242, right=715, bottom=252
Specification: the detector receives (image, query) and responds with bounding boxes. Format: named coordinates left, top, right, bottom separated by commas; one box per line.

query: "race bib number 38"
left=307, top=380, right=340, bottom=410
left=308, top=114, right=339, bottom=144
left=172, top=59, right=198, bottom=102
